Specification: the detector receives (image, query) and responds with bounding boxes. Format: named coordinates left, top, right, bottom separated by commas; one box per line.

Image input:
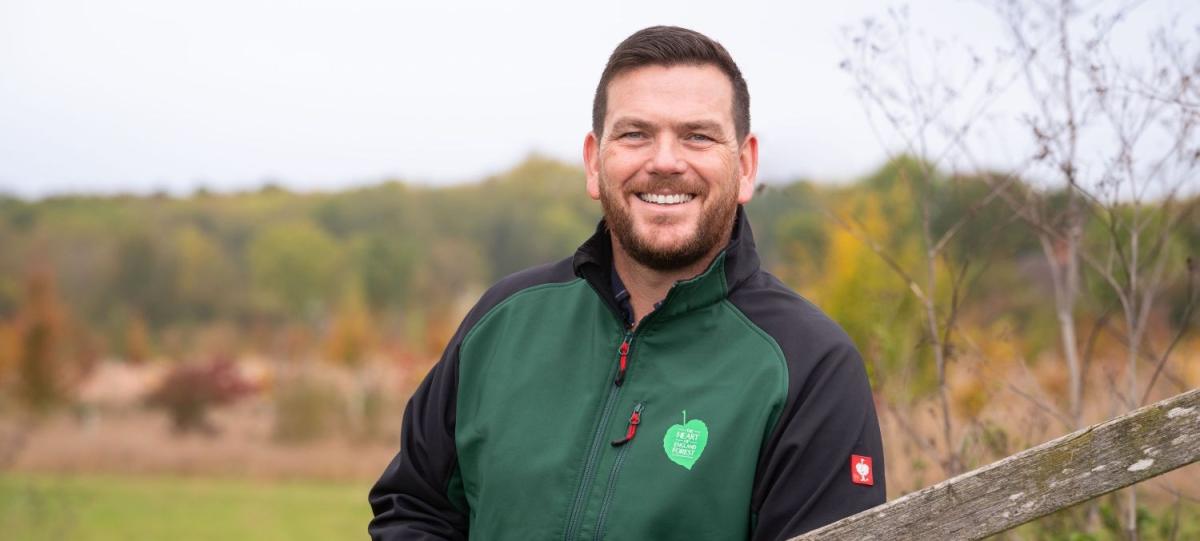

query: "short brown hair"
left=592, top=26, right=751, bottom=143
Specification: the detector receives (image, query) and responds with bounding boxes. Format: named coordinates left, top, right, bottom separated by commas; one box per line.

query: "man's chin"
left=630, top=231, right=696, bottom=253
left=621, top=230, right=711, bottom=272
left=631, top=220, right=696, bottom=243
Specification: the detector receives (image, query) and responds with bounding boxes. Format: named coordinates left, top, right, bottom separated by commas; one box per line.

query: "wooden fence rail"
left=792, top=388, right=1200, bottom=540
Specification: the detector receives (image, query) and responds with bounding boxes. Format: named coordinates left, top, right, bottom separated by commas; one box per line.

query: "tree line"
left=0, top=154, right=1195, bottom=386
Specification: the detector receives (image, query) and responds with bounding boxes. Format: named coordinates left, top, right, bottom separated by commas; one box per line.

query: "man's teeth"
left=638, top=193, right=694, bottom=205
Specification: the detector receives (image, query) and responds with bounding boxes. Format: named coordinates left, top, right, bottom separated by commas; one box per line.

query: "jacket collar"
left=572, top=205, right=761, bottom=325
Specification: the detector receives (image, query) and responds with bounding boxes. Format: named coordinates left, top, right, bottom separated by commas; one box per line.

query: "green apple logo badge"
left=663, top=410, right=708, bottom=470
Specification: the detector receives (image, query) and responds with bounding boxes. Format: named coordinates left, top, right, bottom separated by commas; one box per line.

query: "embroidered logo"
left=851, top=455, right=874, bottom=486
left=663, top=410, right=708, bottom=470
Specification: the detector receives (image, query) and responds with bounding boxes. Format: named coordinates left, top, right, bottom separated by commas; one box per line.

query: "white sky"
left=0, top=0, right=1193, bottom=198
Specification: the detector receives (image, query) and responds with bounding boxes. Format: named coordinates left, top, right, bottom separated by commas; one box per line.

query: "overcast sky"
left=0, top=0, right=1193, bottom=199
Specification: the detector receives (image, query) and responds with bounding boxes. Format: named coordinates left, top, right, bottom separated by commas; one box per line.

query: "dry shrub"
left=271, top=369, right=345, bottom=444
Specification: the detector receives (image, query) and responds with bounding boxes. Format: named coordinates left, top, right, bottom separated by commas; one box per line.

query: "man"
left=369, top=26, right=885, bottom=540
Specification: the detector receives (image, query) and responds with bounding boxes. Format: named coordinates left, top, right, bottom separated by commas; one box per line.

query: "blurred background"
left=1, top=1, right=1198, bottom=539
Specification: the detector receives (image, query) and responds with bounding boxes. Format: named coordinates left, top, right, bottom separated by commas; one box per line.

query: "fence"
left=792, top=388, right=1200, bottom=540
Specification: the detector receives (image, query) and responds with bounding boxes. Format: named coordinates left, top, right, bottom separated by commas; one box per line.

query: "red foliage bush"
left=145, top=358, right=257, bottom=435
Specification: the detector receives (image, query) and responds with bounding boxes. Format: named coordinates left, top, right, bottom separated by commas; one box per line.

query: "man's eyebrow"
left=678, top=120, right=724, bottom=133
left=609, top=118, right=655, bottom=133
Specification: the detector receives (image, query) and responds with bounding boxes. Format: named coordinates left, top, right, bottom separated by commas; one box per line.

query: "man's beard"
left=598, top=172, right=738, bottom=272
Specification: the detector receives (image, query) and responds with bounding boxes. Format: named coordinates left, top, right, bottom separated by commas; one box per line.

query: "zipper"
left=595, top=402, right=644, bottom=540
left=614, top=340, right=630, bottom=386
left=562, top=331, right=634, bottom=541
left=610, top=402, right=642, bottom=446
left=561, top=276, right=681, bottom=540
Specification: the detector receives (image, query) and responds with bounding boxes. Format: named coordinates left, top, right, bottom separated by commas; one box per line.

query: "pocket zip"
left=595, top=402, right=643, bottom=539
left=611, top=402, right=643, bottom=446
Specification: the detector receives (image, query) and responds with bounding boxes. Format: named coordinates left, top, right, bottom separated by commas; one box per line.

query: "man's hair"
left=592, top=26, right=750, bottom=144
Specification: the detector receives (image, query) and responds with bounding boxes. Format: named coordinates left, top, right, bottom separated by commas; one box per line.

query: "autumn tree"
left=9, top=265, right=79, bottom=413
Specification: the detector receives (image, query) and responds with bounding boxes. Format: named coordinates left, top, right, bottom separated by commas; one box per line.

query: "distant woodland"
left=1, top=155, right=1195, bottom=397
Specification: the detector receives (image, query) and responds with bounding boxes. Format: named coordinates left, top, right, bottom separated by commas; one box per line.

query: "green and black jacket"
left=369, top=208, right=885, bottom=540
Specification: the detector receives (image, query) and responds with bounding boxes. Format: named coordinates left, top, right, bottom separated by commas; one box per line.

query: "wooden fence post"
left=791, top=388, right=1200, bottom=540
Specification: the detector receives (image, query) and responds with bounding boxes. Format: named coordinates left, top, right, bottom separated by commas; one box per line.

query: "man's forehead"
left=604, top=64, right=735, bottom=129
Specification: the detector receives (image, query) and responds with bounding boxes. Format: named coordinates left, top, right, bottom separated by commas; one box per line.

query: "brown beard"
left=598, top=172, right=737, bottom=272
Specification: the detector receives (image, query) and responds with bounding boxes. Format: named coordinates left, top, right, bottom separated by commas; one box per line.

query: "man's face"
left=584, top=64, right=758, bottom=271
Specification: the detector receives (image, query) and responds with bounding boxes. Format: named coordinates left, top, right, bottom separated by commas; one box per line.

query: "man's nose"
left=645, top=136, right=687, bottom=176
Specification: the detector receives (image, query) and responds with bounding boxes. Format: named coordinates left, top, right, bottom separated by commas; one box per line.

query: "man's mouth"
left=637, top=193, right=695, bottom=205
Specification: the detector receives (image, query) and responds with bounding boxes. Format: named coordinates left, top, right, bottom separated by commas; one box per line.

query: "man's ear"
left=584, top=131, right=601, bottom=200
left=736, top=133, right=759, bottom=204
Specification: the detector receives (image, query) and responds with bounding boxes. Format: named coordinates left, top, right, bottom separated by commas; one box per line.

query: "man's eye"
left=686, top=133, right=714, bottom=143
left=620, top=132, right=646, bottom=140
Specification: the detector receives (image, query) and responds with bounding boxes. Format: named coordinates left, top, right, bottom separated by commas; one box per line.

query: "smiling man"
left=369, top=26, right=885, bottom=540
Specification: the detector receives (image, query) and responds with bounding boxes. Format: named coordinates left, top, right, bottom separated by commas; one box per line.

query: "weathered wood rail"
left=792, top=388, right=1200, bottom=540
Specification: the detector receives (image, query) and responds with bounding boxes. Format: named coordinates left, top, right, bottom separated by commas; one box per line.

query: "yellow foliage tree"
left=12, top=266, right=78, bottom=412
left=0, top=322, right=18, bottom=388
left=123, top=313, right=151, bottom=364
left=324, top=281, right=375, bottom=366
left=810, top=189, right=929, bottom=394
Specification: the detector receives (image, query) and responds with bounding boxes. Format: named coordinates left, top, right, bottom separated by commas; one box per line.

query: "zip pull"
left=611, top=403, right=644, bottom=447
left=614, top=336, right=631, bottom=386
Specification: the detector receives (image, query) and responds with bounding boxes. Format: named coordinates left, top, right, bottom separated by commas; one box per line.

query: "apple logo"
left=662, top=410, right=709, bottom=470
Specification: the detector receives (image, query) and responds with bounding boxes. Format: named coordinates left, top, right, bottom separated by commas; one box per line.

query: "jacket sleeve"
left=367, top=339, right=469, bottom=540
left=368, top=259, right=575, bottom=538
left=750, top=340, right=886, bottom=540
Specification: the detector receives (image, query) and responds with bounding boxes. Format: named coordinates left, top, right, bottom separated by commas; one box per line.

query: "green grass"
left=0, top=473, right=372, bottom=541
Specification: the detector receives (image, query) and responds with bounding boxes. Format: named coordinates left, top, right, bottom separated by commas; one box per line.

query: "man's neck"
left=610, top=234, right=729, bottom=328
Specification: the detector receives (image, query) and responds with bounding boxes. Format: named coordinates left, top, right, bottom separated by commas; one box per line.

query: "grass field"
left=0, top=473, right=372, bottom=541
